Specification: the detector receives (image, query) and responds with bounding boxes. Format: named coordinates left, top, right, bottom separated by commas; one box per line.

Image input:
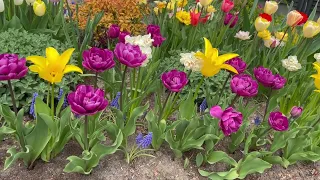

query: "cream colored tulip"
left=33, top=0, right=46, bottom=16
left=26, top=0, right=35, bottom=5
left=264, top=1, right=278, bottom=15
left=0, top=0, right=4, bottom=12
left=255, top=16, right=271, bottom=31
left=14, top=0, right=24, bottom=5
left=200, top=0, right=213, bottom=6
left=287, top=10, right=303, bottom=27
left=303, top=21, right=320, bottom=38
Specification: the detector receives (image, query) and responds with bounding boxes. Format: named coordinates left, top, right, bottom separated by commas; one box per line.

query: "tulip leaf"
left=237, top=153, right=272, bottom=179
left=122, top=103, right=149, bottom=137
left=199, top=169, right=239, bottom=180
left=179, top=92, right=196, bottom=120
left=207, top=151, right=237, bottom=166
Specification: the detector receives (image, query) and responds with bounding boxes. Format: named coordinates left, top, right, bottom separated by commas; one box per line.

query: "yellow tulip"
left=255, top=16, right=271, bottom=32
left=154, top=7, right=160, bottom=15
left=33, top=0, right=46, bottom=16
left=177, top=0, right=188, bottom=7
left=155, top=1, right=167, bottom=9
left=167, top=2, right=175, bottom=10
left=176, top=11, right=191, bottom=25
left=275, top=32, right=288, bottom=42
left=318, top=17, right=320, bottom=24
left=286, top=10, right=303, bottom=27
left=26, top=47, right=83, bottom=84
left=303, top=21, right=320, bottom=38
left=264, top=1, right=278, bottom=15
left=195, top=38, right=239, bottom=77
left=311, top=63, right=320, bottom=92
left=200, top=0, right=213, bottom=7
left=258, top=30, right=272, bottom=40
left=207, top=5, right=216, bottom=13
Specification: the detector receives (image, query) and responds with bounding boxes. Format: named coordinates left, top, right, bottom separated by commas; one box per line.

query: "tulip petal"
left=313, top=62, right=320, bottom=72
left=204, top=37, right=218, bottom=59
left=220, top=64, right=238, bottom=74
left=29, top=65, right=41, bottom=73
left=26, top=56, right=46, bottom=68
left=60, top=48, right=75, bottom=67
left=216, top=53, right=239, bottom=65
left=210, top=105, right=223, bottom=119
left=46, top=47, right=60, bottom=64
left=63, top=65, right=83, bottom=74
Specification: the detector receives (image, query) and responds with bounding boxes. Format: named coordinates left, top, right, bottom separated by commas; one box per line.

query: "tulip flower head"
left=224, top=13, right=238, bottom=28
left=275, top=31, right=288, bottom=42
left=0, top=54, right=28, bottom=81
left=114, top=42, right=147, bottom=68
left=161, top=69, right=188, bottom=92
left=195, top=38, right=239, bottom=77
left=311, top=62, right=320, bottom=93
left=297, top=11, right=308, bottom=25
left=199, top=0, right=213, bottom=7
left=268, top=112, right=289, bottom=131
left=234, top=31, right=251, bottom=40
left=303, top=21, right=320, bottom=38
left=14, top=0, right=24, bottom=5
left=177, top=0, right=188, bottom=7
left=33, top=0, right=46, bottom=16
left=118, top=31, right=130, bottom=43
left=108, top=24, right=120, bottom=39
left=264, top=1, right=278, bottom=15
left=0, top=0, right=4, bottom=12
left=26, top=47, right=83, bottom=84
left=230, top=74, right=258, bottom=97
left=176, top=11, right=191, bottom=25
left=254, top=66, right=286, bottom=89
left=82, top=47, right=115, bottom=72
left=286, top=10, right=304, bottom=27
left=221, top=0, right=234, bottom=13
left=281, top=56, right=302, bottom=72
left=290, top=106, right=303, bottom=118
left=257, top=30, right=272, bottom=40
left=255, top=14, right=272, bottom=31
left=225, top=57, right=247, bottom=74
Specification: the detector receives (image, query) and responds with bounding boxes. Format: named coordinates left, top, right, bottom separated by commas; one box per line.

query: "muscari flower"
left=254, top=116, right=261, bottom=126
left=58, top=88, right=68, bottom=109
left=110, top=92, right=121, bottom=109
left=136, top=132, right=153, bottom=149
left=199, top=98, right=207, bottom=113
left=29, top=92, right=38, bottom=119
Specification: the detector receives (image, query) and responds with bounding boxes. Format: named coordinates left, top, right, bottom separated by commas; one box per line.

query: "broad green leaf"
left=122, top=103, right=149, bottom=137
left=237, top=153, right=272, bottom=179
left=196, top=153, right=203, bottom=167
left=207, top=151, right=237, bottom=166
left=179, top=92, right=195, bottom=120
left=4, top=146, right=32, bottom=170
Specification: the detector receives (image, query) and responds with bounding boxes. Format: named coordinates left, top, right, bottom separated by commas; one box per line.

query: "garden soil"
left=1, top=137, right=319, bottom=180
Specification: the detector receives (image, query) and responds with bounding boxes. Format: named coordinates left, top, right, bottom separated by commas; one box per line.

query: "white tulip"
left=281, top=56, right=302, bottom=72
left=26, top=0, right=35, bottom=5
left=14, top=0, right=24, bottom=5
left=180, top=52, right=203, bottom=72
left=0, top=0, right=4, bottom=12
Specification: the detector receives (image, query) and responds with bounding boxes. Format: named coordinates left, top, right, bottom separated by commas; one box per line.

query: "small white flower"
left=234, top=31, right=251, bottom=40
left=281, top=56, right=302, bottom=71
left=263, top=37, right=283, bottom=48
left=125, top=34, right=154, bottom=66
left=180, top=52, right=203, bottom=72
left=314, top=53, right=320, bottom=63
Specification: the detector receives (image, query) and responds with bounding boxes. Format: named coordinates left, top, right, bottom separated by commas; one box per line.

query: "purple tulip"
left=147, top=24, right=161, bottom=36
left=107, top=24, right=120, bottom=39
left=152, top=33, right=166, bottom=47
left=268, top=111, right=289, bottom=131
left=230, top=74, right=258, bottom=97
left=67, top=85, right=108, bottom=115
left=119, top=31, right=130, bottom=43
left=161, top=69, right=188, bottom=92
left=225, top=57, right=247, bottom=74
left=224, top=13, right=238, bottom=28
left=253, top=66, right=275, bottom=87
left=272, top=74, right=286, bottom=90
left=0, top=54, right=28, bottom=81
left=290, top=106, right=303, bottom=118
left=114, top=42, right=147, bottom=68
left=210, top=105, right=243, bottom=136
left=82, top=47, right=115, bottom=72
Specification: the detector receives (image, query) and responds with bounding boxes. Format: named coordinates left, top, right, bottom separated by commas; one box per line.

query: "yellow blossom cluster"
left=69, top=0, right=149, bottom=35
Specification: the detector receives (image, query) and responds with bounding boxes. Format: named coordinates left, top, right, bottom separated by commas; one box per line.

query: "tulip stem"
left=51, top=83, right=55, bottom=119
left=263, top=89, right=273, bottom=122
left=120, top=66, right=128, bottom=111
left=95, top=72, right=98, bottom=88
left=230, top=95, right=239, bottom=107
left=7, top=80, right=17, bottom=115
left=159, top=91, right=172, bottom=122
left=193, top=76, right=205, bottom=101
left=304, top=118, right=320, bottom=135
left=217, top=73, right=231, bottom=105
left=84, top=116, right=89, bottom=151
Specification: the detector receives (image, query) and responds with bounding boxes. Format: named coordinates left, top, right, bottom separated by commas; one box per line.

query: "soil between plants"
left=0, top=137, right=319, bottom=180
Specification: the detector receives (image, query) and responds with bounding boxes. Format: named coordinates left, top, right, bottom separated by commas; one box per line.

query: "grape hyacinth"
left=58, top=88, right=68, bottom=109
left=136, top=132, right=153, bottom=149
left=199, top=99, right=207, bottom=113
left=254, top=116, right=261, bottom=126
left=29, top=92, right=38, bottom=119
left=110, top=92, right=121, bottom=109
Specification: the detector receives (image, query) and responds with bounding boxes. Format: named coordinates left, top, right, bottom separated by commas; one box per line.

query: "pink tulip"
left=221, top=0, right=234, bottom=13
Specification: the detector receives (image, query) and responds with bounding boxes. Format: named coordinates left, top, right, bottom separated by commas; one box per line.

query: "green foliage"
left=0, top=29, right=82, bottom=112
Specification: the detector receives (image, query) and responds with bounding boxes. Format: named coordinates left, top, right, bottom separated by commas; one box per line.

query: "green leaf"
left=7, top=16, right=22, bottom=29
left=199, top=169, right=239, bottom=180
left=237, top=153, right=272, bottom=179
left=0, top=126, right=16, bottom=134
left=207, top=151, right=237, bottom=166
left=242, top=7, right=250, bottom=31
left=184, top=157, right=189, bottom=169
left=56, top=91, right=67, bottom=116
left=196, top=153, right=203, bottom=167
left=179, top=92, right=195, bottom=119
left=4, top=146, right=32, bottom=170
left=122, top=103, right=149, bottom=137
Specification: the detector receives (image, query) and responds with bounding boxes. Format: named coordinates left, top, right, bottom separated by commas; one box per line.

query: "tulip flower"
left=311, top=62, right=320, bottom=93
left=114, top=43, right=147, bottom=68
left=26, top=47, right=83, bottom=84
left=221, top=0, right=234, bottom=13
left=108, top=24, right=120, bottom=39
left=225, top=57, right=247, bottom=74
left=264, top=1, right=278, bottom=15
left=195, top=38, right=239, bottom=77
left=0, top=0, right=4, bottom=12
left=14, top=0, right=24, bottom=5
left=0, top=54, right=28, bottom=81
left=33, top=0, right=46, bottom=16
left=286, top=10, right=303, bottom=27
left=255, top=14, right=271, bottom=31
left=161, top=70, right=188, bottom=92
left=207, top=5, right=216, bottom=13
left=199, top=0, right=213, bottom=6
left=224, top=13, right=238, bottom=28
left=275, top=31, right=288, bottom=42
left=26, top=0, right=35, bottom=5
left=268, top=112, right=289, bottom=131
left=118, top=31, right=130, bottom=43
left=257, top=30, right=272, bottom=40
left=82, top=47, right=115, bottom=72
left=230, top=74, right=258, bottom=97
left=290, top=106, right=303, bottom=118
left=303, top=21, right=320, bottom=38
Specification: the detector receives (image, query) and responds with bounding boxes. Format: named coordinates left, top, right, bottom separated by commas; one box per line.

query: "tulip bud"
left=287, top=10, right=303, bottom=27
left=258, top=30, right=271, bottom=40
left=199, top=0, right=213, bottom=6
left=290, top=106, right=303, bottom=118
left=207, top=5, right=216, bottom=13
left=33, top=0, right=46, bottom=16
left=303, top=21, right=320, bottom=38
left=264, top=1, right=278, bottom=15
left=26, top=0, right=35, bottom=5
left=159, top=119, right=166, bottom=133
left=221, top=0, right=234, bottom=13
left=0, top=0, right=4, bottom=12
left=14, top=0, right=23, bottom=5
left=255, top=16, right=271, bottom=31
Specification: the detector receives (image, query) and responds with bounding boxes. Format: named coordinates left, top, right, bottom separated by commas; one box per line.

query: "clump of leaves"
left=0, top=29, right=82, bottom=113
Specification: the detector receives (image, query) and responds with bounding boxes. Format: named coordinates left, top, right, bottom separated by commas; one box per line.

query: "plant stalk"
left=263, top=89, right=273, bottom=122
left=84, top=116, right=89, bottom=151
left=7, top=80, right=17, bottom=115
left=51, top=83, right=55, bottom=120
left=158, top=91, right=172, bottom=122
left=217, top=73, right=231, bottom=104
left=120, top=66, right=128, bottom=111
left=304, top=118, right=320, bottom=135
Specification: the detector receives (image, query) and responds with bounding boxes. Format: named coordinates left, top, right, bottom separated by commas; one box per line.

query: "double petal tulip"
left=82, top=47, right=115, bottom=72
left=225, top=57, right=247, bottom=74
left=303, top=21, right=320, bottom=38
left=268, top=112, right=289, bottom=131
left=230, top=74, right=258, bottom=97
left=257, top=30, right=271, bottom=40
left=33, top=0, right=46, bottom=16
left=0, top=54, right=28, bottom=81
left=26, top=47, right=83, bottom=84
left=118, top=31, right=130, bottom=43
left=311, top=62, right=320, bottom=93
left=224, top=13, right=238, bottom=28
left=264, top=1, right=278, bottom=15
left=161, top=69, right=188, bottom=92
left=67, top=85, right=108, bottom=115
left=290, top=106, right=303, bottom=118
left=221, top=0, right=234, bottom=13
left=287, top=10, right=303, bottom=27
left=255, top=16, right=271, bottom=31
left=108, top=24, right=120, bottom=39
left=195, top=38, right=239, bottom=77
left=114, top=42, right=147, bottom=68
